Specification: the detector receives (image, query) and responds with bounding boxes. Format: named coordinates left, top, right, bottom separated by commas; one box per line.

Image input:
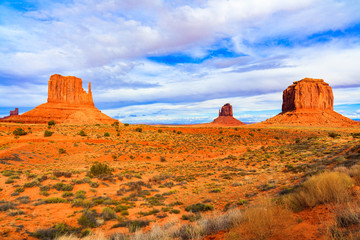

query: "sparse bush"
left=43, top=197, right=67, bottom=204
left=44, top=130, right=54, bottom=137
left=328, top=132, right=340, bottom=138
left=104, top=132, right=110, bottom=137
left=78, top=210, right=97, bottom=228
left=135, top=127, right=142, bottom=132
left=58, top=148, right=67, bottom=154
left=13, top=128, right=27, bottom=136
left=78, top=130, right=87, bottom=136
left=48, top=120, right=56, bottom=127
left=124, top=123, right=129, bottom=126
left=53, top=182, right=73, bottom=191
left=0, top=201, right=16, bottom=211
left=89, top=162, right=112, bottom=176
left=102, top=207, right=117, bottom=220
left=185, top=203, right=214, bottom=213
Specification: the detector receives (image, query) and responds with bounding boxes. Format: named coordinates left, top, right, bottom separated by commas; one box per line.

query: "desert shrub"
left=7, top=209, right=25, bottom=216
left=284, top=171, right=353, bottom=211
left=17, top=196, right=30, bottom=204
left=124, top=123, right=129, bottom=126
left=53, top=171, right=72, bottom=178
left=58, top=148, right=67, bottom=154
left=34, top=222, right=78, bottom=239
left=13, top=128, right=27, bottom=136
left=74, top=190, right=86, bottom=199
left=104, top=132, right=110, bottom=137
left=102, top=207, right=117, bottom=220
left=115, top=204, right=129, bottom=212
left=78, top=130, right=87, bottom=136
left=72, top=199, right=94, bottom=209
left=89, top=162, right=112, bottom=176
left=40, top=185, right=50, bottom=191
left=44, top=130, right=54, bottom=137
left=53, top=182, right=73, bottom=191
left=112, top=121, right=120, bottom=127
left=185, top=203, right=214, bottom=213
left=44, top=197, right=67, bottom=204
left=349, top=164, right=360, bottom=186
left=160, top=156, right=166, bottom=162
left=135, top=127, right=142, bottom=132
left=328, top=132, right=340, bottom=138
left=182, top=213, right=202, bottom=222
left=2, top=170, right=15, bottom=177
left=89, top=182, right=99, bottom=188
left=0, top=201, right=16, bottom=211
left=23, top=180, right=39, bottom=188
left=48, top=120, right=56, bottom=127
left=62, top=192, right=74, bottom=198
left=78, top=210, right=97, bottom=228
left=139, top=208, right=160, bottom=216
left=128, top=220, right=150, bottom=233
left=350, top=132, right=360, bottom=139
left=170, top=209, right=180, bottom=214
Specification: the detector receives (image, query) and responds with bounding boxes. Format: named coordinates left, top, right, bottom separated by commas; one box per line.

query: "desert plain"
left=1, top=121, right=360, bottom=240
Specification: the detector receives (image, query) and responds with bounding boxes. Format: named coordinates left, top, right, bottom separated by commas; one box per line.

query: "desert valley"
left=0, top=75, right=360, bottom=240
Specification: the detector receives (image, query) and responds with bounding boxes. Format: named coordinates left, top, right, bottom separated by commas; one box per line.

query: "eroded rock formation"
left=264, top=78, right=358, bottom=127
left=1, top=74, right=119, bottom=125
left=282, top=78, right=333, bottom=113
left=0, top=108, right=19, bottom=120
left=212, top=103, right=245, bottom=126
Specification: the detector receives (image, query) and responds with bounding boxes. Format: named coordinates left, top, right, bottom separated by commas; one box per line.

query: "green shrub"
left=102, top=207, right=117, bottom=220
left=44, top=197, right=67, bottom=204
left=62, top=192, right=73, bottom=198
left=53, top=182, right=73, bottom=191
left=78, top=210, right=97, bottom=228
left=185, top=203, right=214, bottom=213
left=44, top=130, right=54, bottom=137
left=124, top=123, right=129, bottom=127
left=328, top=132, right=340, bottom=138
left=23, top=180, right=39, bottom=188
left=135, top=127, right=142, bottom=132
left=104, top=132, right=110, bottom=137
left=48, top=120, right=56, bottom=127
left=58, top=148, right=67, bottom=154
left=72, top=199, right=94, bottom=209
left=89, top=162, right=112, bottom=176
left=78, top=130, right=87, bottom=136
left=13, top=128, right=27, bottom=136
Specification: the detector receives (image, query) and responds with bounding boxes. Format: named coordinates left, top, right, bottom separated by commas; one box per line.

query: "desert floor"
left=0, top=123, right=360, bottom=239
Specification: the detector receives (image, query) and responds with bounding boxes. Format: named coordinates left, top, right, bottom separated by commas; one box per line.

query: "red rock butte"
left=1, top=74, right=119, bottom=125
left=263, top=78, right=359, bottom=127
left=212, top=103, right=245, bottom=126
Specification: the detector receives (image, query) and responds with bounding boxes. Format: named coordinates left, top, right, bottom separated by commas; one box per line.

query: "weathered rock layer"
left=212, top=103, right=245, bottom=126
left=264, top=78, right=358, bottom=127
left=1, top=74, right=118, bottom=125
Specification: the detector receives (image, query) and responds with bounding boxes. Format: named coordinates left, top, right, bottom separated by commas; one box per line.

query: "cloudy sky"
left=1, top=0, right=360, bottom=124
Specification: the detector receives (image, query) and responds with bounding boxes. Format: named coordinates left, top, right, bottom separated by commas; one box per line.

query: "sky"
left=0, top=0, right=360, bottom=124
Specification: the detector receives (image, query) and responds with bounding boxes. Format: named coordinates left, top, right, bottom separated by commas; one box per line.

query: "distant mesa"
left=0, top=108, right=19, bottom=120
left=1, top=74, right=119, bottom=125
left=263, top=78, right=359, bottom=127
left=212, top=103, right=245, bottom=126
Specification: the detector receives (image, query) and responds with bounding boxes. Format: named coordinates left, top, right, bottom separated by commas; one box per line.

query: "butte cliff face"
left=1, top=74, right=118, bottom=125
left=264, top=78, right=358, bottom=127
left=212, top=103, right=245, bottom=126
left=48, top=74, right=94, bottom=106
left=282, top=78, right=333, bottom=113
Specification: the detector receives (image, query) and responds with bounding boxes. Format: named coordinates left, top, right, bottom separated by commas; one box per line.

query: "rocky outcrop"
left=0, top=108, right=19, bottom=120
left=282, top=78, right=333, bottom=113
left=212, top=103, right=245, bottom=126
left=1, top=74, right=119, bottom=125
left=264, top=78, right=359, bottom=127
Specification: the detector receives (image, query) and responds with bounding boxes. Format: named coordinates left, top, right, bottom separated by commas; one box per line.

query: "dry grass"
left=284, top=171, right=353, bottom=211
left=225, top=201, right=291, bottom=240
left=56, top=209, right=242, bottom=240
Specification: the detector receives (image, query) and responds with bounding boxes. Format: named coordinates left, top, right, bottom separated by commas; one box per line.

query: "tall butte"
left=212, top=103, right=245, bottom=126
left=1, top=74, right=119, bottom=125
left=263, top=78, right=359, bottom=127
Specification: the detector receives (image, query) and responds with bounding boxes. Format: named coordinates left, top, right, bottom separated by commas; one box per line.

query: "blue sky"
left=1, top=0, right=360, bottom=124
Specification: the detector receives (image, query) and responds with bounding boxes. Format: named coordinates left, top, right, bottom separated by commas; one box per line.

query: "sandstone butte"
left=0, top=74, right=118, bottom=125
left=212, top=103, right=245, bottom=126
left=263, top=78, right=359, bottom=127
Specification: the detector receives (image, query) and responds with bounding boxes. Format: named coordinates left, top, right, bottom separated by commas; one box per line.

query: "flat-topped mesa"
left=263, top=78, right=359, bottom=127
left=47, top=74, right=94, bottom=106
left=219, top=103, right=233, bottom=117
left=282, top=78, right=333, bottom=113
